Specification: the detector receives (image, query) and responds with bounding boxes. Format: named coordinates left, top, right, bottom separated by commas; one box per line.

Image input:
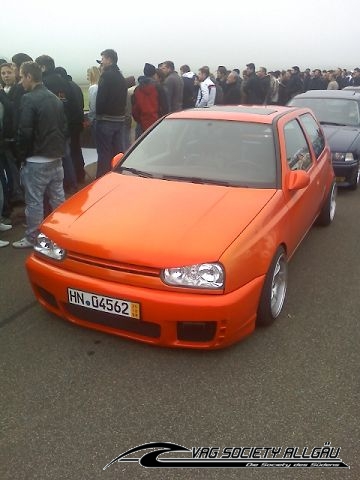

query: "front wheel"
left=316, top=181, right=337, bottom=226
left=348, top=165, right=359, bottom=190
left=257, top=246, right=288, bottom=327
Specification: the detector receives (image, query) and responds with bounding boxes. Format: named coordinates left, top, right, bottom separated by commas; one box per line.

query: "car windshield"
left=115, top=119, right=277, bottom=188
left=290, top=98, right=360, bottom=127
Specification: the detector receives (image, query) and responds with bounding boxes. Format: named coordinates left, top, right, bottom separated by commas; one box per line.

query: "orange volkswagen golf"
left=26, top=106, right=336, bottom=349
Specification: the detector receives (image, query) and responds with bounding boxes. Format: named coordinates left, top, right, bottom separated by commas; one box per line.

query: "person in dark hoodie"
left=132, top=63, right=168, bottom=138
left=54, top=66, right=86, bottom=183
left=95, top=49, right=128, bottom=178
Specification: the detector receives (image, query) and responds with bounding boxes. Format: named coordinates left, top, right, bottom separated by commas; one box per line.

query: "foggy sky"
left=1, top=0, right=359, bottom=85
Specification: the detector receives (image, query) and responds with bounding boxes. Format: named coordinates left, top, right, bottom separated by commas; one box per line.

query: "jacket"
left=182, top=72, right=196, bottom=109
left=16, top=84, right=66, bottom=163
left=132, top=77, right=162, bottom=131
left=164, top=71, right=184, bottom=112
left=96, top=64, right=128, bottom=119
left=195, top=77, right=216, bottom=107
left=243, top=73, right=263, bottom=105
left=287, top=73, right=304, bottom=99
left=223, top=82, right=241, bottom=105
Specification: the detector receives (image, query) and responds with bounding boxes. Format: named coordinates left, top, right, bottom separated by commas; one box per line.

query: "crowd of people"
left=1, top=49, right=360, bottom=249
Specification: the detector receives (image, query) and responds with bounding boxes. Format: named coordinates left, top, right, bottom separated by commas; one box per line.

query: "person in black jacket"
left=12, top=61, right=66, bottom=248
left=95, top=49, right=128, bottom=178
left=35, top=54, right=78, bottom=193
left=286, top=66, right=304, bottom=99
left=223, top=71, right=242, bottom=105
left=243, top=63, right=263, bottom=105
left=308, top=69, right=327, bottom=90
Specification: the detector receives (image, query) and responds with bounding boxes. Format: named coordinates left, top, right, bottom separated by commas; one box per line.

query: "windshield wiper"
left=320, top=121, right=347, bottom=127
left=161, top=174, right=232, bottom=186
left=119, top=167, right=154, bottom=178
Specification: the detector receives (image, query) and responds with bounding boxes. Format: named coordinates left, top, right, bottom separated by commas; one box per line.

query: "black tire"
left=257, top=246, right=288, bottom=327
left=317, top=181, right=337, bottom=226
left=348, top=168, right=359, bottom=190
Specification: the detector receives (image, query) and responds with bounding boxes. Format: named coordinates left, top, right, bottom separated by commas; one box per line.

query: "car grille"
left=64, top=303, right=161, bottom=338
left=67, top=251, right=160, bottom=276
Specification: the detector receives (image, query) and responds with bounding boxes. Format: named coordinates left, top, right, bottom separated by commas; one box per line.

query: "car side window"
left=300, top=113, right=325, bottom=159
left=284, top=120, right=312, bottom=171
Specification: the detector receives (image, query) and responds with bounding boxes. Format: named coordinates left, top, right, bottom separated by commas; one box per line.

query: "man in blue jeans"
left=95, top=49, right=128, bottom=177
left=12, top=61, right=66, bottom=248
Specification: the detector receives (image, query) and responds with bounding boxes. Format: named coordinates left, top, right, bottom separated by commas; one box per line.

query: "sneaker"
left=0, top=223, right=12, bottom=232
left=12, top=237, right=33, bottom=249
left=0, top=240, right=9, bottom=248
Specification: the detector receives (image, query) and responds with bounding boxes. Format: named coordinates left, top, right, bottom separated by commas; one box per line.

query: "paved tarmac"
left=0, top=176, right=358, bottom=480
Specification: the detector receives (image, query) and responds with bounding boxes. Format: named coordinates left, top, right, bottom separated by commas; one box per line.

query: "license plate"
left=68, top=288, right=140, bottom=319
left=335, top=176, right=345, bottom=182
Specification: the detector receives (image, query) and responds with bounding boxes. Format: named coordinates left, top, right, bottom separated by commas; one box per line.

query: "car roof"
left=293, top=89, right=360, bottom=100
left=343, top=86, right=360, bottom=93
left=166, top=105, right=301, bottom=123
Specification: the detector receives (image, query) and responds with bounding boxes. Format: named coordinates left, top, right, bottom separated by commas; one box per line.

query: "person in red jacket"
left=132, top=63, right=168, bottom=138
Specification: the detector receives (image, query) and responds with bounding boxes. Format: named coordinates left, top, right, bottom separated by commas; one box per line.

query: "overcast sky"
left=1, top=0, right=359, bottom=84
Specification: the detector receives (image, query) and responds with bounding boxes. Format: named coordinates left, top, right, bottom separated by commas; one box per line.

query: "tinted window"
left=117, top=119, right=278, bottom=188
left=300, top=113, right=325, bottom=158
left=284, top=120, right=312, bottom=171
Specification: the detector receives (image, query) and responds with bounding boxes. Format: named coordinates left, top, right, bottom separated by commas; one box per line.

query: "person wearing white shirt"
left=195, top=66, right=216, bottom=108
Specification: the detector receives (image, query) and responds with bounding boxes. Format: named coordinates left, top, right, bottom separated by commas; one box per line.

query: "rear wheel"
left=317, top=181, right=337, bottom=226
left=257, top=246, right=288, bottom=327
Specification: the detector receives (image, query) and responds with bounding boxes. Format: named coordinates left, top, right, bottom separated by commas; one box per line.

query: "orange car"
left=26, top=106, right=336, bottom=349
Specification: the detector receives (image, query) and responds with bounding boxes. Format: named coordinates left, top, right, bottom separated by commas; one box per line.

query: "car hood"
left=43, top=173, right=276, bottom=267
left=322, top=124, right=360, bottom=152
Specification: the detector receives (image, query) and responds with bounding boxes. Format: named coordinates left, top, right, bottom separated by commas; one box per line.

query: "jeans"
left=21, top=160, right=65, bottom=243
left=4, top=145, right=23, bottom=201
left=96, top=120, right=124, bottom=178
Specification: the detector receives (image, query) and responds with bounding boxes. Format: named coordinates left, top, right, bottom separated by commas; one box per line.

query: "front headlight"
left=332, top=152, right=354, bottom=162
left=162, top=263, right=224, bottom=289
left=34, top=233, right=66, bottom=260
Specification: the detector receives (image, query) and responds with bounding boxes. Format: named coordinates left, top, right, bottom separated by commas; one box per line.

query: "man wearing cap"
left=132, top=63, right=168, bottom=138
left=95, top=49, right=128, bottom=177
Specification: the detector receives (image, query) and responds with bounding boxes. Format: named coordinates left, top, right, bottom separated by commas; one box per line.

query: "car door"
left=278, top=116, right=324, bottom=252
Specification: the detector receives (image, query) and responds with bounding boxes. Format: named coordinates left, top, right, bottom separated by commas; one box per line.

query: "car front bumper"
left=332, top=160, right=359, bottom=187
left=26, top=254, right=264, bottom=349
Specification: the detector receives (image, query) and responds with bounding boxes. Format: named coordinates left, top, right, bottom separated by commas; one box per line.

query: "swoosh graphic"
left=103, top=442, right=189, bottom=470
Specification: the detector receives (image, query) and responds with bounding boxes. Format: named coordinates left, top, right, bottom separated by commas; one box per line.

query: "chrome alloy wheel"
left=270, top=252, right=288, bottom=318
left=329, top=183, right=337, bottom=222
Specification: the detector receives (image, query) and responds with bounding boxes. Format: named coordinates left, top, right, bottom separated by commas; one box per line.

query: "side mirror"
left=111, top=152, right=124, bottom=169
left=286, top=170, right=310, bottom=191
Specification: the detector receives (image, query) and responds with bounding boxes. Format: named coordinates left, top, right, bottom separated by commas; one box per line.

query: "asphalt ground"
left=0, top=176, right=359, bottom=480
